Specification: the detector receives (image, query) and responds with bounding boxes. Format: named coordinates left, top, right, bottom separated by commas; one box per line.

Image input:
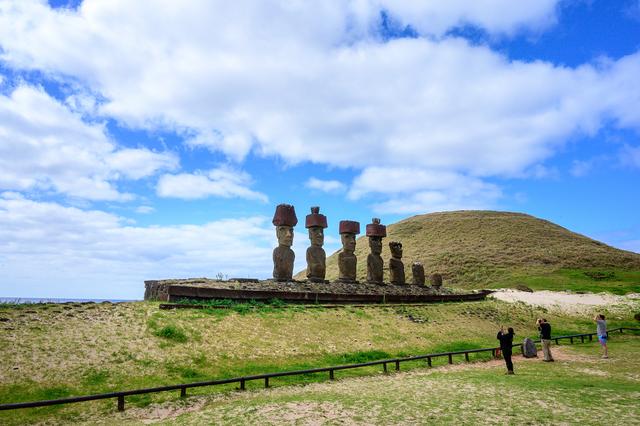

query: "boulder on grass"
left=521, top=337, right=538, bottom=358
left=515, top=284, right=534, bottom=293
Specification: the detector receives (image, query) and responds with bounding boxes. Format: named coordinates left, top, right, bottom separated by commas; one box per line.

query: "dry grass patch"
left=1, top=300, right=638, bottom=425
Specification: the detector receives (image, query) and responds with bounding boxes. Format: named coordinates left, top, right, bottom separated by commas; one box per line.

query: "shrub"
left=583, top=271, right=616, bottom=281
left=154, top=325, right=188, bottom=343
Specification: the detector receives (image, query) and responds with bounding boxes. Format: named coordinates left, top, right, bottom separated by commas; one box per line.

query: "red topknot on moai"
left=366, top=218, right=386, bottom=284
left=272, top=204, right=297, bottom=281
left=338, top=220, right=360, bottom=283
left=305, top=207, right=328, bottom=282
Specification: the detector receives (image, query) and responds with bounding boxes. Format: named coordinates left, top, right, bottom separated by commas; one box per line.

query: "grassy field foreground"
left=0, top=298, right=638, bottom=424
left=117, top=335, right=640, bottom=425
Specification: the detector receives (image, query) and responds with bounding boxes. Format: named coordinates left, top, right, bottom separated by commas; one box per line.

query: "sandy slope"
left=489, top=289, right=640, bottom=313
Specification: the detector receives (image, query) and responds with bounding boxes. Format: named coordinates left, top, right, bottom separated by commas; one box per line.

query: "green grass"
left=0, top=299, right=638, bottom=425
left=154, top=325, right=188, bottom=342
left=494, top=268, right=640, bottom=294
left=60, top=333, right=640, bottom=424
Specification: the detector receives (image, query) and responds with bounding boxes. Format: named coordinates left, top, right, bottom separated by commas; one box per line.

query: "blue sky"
left=0, top=0, right=639, bottom=299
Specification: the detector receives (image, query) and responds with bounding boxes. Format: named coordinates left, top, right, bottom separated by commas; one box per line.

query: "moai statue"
left=272, top=204, right=298, bottom=281
left=305, top=206, right=328, bottom=282
left=431, top=273, right=443, bottom=289
left=366, top=218, right=386, bottom=284
left=412, top=262, right=426, bottom=286
left=338, top=220, right=360, bottom=283
left=389, top=241, right=405, bottom=285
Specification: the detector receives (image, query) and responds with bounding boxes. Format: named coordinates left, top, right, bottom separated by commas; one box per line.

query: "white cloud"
left=305, top=177, right=346, bottom=193
left=157, top=166, right=268, bottom=202
left=374, top=0, right=560, bottom=36
left=0, top=193, right=277, bottom=299
left=619, top=144, right=640, bottom=168
left=135, top=205, right=155, bottom=214
left=570, top=160, right=593, bottom=177
left=371, top=187, right=502, bottom=215
left=348, top=167, right=501, bottom=214
left=349, top=167, right=483, bottom=199
left=348, top=166, right=502, bottom=214
left=1, top=1, right=639, bottom=206
left=0, top=83, right=178, bottom=200
left=107, top=148, right=177, bottom=180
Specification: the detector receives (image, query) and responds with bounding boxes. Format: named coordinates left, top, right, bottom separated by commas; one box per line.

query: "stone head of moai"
left=338, top=220, right=360, bottom=283
left=273, top=204, right=297, bottom=247
left=272, top=204, right=298, bottom=281
left=389, top=241, right=403, bottom=259
left=366, top=218, right=386, bottom=284
left=431, top=273, right=443, bottom=288
left=305, top=206, right=328, bottom=282
left=339, top=220, right=360, bottom=253
left=412, top=262, right=426, bottom=286
left=305, top=206, right=327, bottom=247
left=366, top=218, right=386, bottom=255
left=388, top=241, right=405, bottom=285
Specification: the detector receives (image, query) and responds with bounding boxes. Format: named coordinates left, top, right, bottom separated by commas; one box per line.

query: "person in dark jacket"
left=497, top=326, right=515, bottom=374
left=537, top=318, right=554, bottom=362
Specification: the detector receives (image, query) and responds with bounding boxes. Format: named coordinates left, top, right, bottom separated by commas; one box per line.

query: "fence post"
left=555, top=338, right=559, bottom=345
left=117, top=395, right=125, bottom=412
left=383, top=363, right=387, bottom=373
left=240, top=379, right=246, bottom=391
left=264, top=377, right=269, bottom=388
left=589, top=334, right=593, bottom=341
left=491, top=349, right=496, bottom=358
left=329, top=369, right=335, bottom=380
left=395, top=361, right=400, bottom=371
left=448, top=354, right=453, bottom=364
left=180, top=387, right=186, bottom=398
left=570, top=337, right=574, bottom=344
left=580, top=335, right=584, bottom=343
left=464, top=352, right=470, bottom=362
left=427, top=357, right=432, bottom=367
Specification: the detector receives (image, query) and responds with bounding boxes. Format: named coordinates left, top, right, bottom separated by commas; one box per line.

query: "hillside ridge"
left=297, top=210, right=640, bottom=288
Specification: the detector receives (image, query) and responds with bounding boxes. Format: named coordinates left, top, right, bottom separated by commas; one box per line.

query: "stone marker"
left=388, top=241, right=405, bottom=285
left=305, top=206, right=328, bottom=282
left=272, top=204, right=297, bottom=281
left=338, top=220, right=360, bottom=283
left=522, top=337, right=538, bottom=358
left=430, top=273, right=443, bottom=288
left=411, top=262, right=425, bottom=286
left=366, top=218, right=386, bottom=284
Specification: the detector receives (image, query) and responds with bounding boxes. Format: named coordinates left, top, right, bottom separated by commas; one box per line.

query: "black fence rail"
left=1, top=327, right=638, bottom=413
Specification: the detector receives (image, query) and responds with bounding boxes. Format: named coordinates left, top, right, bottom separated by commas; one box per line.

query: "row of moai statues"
left=272, top=203, right=440, bottom=286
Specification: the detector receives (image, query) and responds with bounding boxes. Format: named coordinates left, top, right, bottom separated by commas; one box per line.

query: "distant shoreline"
left=0, top=297, right=139, bottom=304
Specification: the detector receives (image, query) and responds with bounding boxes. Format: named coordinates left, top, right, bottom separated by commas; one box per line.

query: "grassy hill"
left=309, top=211, right=640, bottom=292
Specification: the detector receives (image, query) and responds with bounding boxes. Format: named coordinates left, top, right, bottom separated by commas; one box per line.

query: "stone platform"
left=144, top=278, right=491, bottom=304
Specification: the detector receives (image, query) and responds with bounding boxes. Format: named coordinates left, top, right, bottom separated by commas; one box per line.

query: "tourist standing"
left=594, top=314, right=608, bottom=359
left=497, top=326, right=515, bottom=374
left=537, top=318, right=554, bottom=362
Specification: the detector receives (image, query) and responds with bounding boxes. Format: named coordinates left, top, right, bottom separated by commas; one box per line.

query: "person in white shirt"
left=594, top=314, right=608, bottom=359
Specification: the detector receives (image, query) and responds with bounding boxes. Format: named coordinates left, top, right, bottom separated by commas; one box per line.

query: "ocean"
left=0, top=297, right=138, bottom=304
